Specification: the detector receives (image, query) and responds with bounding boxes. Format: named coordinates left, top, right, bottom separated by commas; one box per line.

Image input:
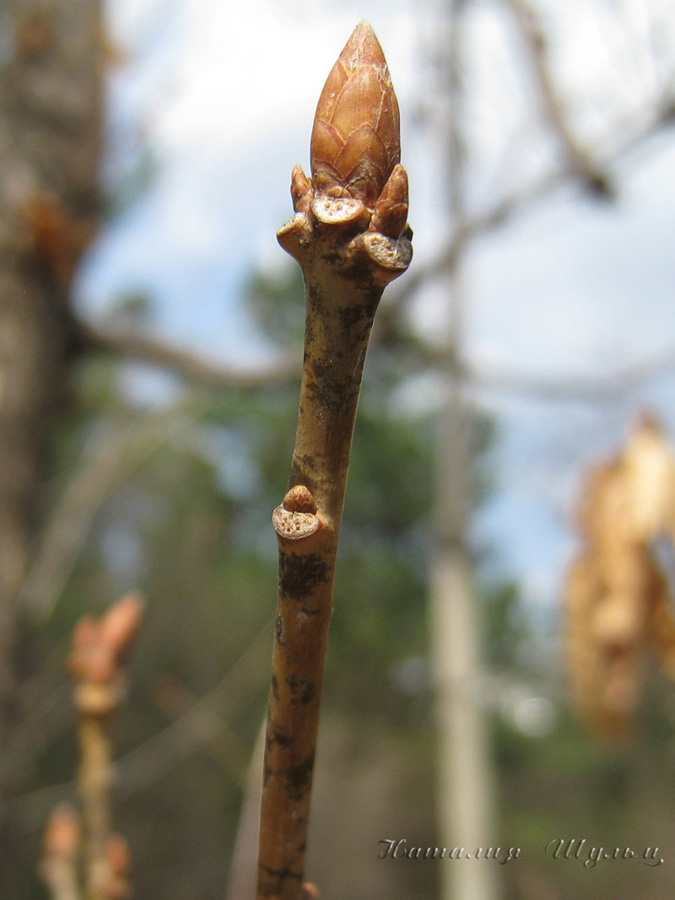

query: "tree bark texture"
left=0, top=0, right=103, bottom=857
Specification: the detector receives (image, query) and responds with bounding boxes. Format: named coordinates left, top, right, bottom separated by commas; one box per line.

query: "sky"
left=81, top=0, right=675, bottom=627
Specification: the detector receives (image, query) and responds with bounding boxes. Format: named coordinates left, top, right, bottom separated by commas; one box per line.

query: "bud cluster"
left=277, top=22, right=412, bottom=285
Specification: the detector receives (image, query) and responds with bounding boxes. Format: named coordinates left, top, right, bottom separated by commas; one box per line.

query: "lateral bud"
left=272, top=486, right=321, bottom=541
left=370, top=164, right=408, bottom=238
left=291, top=165, right=313, bottom=213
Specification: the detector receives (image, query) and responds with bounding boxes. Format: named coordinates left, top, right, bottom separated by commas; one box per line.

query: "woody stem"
left=256, top=269, right=383, bottom=900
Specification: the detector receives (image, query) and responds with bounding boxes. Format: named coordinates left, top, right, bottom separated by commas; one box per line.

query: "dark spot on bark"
left=338, top=300, right=377, bottom=334
left=279, top=551, right=330, bottom=600
left=257, top=864, right=303, bottom=896
left=305, top=360, right=362, bottom=423
left=290, top=454, right=318, bottom=490
left=286, top=674, right=318, bottom=706
left=271, top=674, right=280, bottom=702
left=284, top=750, right=315, bottom=800
left=268, top=724, right=294, bottom=749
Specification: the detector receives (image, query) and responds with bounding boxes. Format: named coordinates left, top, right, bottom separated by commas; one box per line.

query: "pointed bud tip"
left=310, top=21, right=400, bottom=207
left=340, top=21, right=385, bottom=67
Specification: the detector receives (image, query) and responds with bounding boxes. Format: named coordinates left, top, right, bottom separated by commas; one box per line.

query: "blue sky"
left=83, top=0, right=675, bottom=618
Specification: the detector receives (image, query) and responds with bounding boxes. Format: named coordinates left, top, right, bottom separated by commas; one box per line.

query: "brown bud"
left=100, top=592, right=145, bottom=665
left=105, top=834, right=133, bottom=898
left=43, top=804, right=80, bottom=860
left=68, top=592, right=144, bottom=687
left=273, top=486, right=321, bottom=541
left=370, top=164, right=409, bottom=238
left=310, top=21, right=401, bottom=207
left=283, top=485, right=318, bottom=515
left=291, top=164, right=314, bottom=213
left=68, top=616, right=113, bottom=684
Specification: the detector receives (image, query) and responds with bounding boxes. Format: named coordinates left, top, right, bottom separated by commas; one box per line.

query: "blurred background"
left=3, top=0, right=675, bottom=897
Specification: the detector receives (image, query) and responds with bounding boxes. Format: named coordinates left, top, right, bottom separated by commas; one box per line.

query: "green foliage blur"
left=20, top=262, right=675, bottom=900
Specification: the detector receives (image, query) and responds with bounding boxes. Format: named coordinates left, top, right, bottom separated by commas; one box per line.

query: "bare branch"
left=387, top=100, right=675, bottom=312
left=504, top=0, right=613, bottom=197
left=465, top=342, right=675, bottom=404
left=77, top=318, right=299, bottom=390
left=24, top=402, right=205, bottom=622
left=114, top=619, right=272, bottom=798
left=258, top=22, right=412, bottom=900
left=69, top=594, right=143, bottom=900
left=40, top=805, right=82, bottom=900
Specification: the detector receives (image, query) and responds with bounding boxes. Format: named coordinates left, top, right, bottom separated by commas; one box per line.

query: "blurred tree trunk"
left=428, top=3, right=501, bottom=900
left=431, top=374, right=501, bottom=900
left=0, top=0, right=103, bottom=803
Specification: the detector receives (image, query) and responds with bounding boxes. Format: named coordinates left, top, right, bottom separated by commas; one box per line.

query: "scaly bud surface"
left=310, top=21, right=400, bottom=207
left=278, top=21, right=411, bottom=281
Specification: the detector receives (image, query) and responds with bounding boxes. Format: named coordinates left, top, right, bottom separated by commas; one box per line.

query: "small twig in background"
left=77, top=318, right=299, bottom=392
left=505, top=0, right=614, bottom=198
left=40, top=804, right=82, bottom=900
left=225, top=716, right=266, bottom=900
left=67, top=592, right=144, bottom=900
left=256, top=21, right=412, bottom=900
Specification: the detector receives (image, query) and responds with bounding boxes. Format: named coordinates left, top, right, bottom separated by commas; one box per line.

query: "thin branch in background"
left=388, top=97, right=674, bottom=320
left=0, top=682, right=72, bottom=804
left=152, top=675, right=251, bottom=779
left=463, top=340, right=675, bottom=404
left=114, top=616, right=272, bottom=799
left=10, top=616, right=274, bottom=834
left=24, top=396, right=206, bottom=623
left=257, top=21, right=412, bottom=900
left=225, top=716, right=266, bottom=900
left=504, top=0, right=614, bottom=198
left=40, top=805, right=82, bottom=900
left=77, top=318, right=300, bottom=391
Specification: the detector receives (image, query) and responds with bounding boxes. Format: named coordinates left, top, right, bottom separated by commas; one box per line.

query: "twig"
left=68, top=593, right=143, bottom=900
left=256, top=21, right=412, bottom=900
left=11, top=617, right=274, bottom=831
left=77, top=318, right=299, bottom=390
left=463, top=340, right=675, bottom=403
left=225, top=717, right=266, bottom=900
left=114, top=617, right=272, bottom=798
left=40, top=805, right=83, bottom=900
left=387, top=99, right=675, bottom=313
left=505, top=0, right=614, bottom=197
left=24, top=398, right=205, bottom=622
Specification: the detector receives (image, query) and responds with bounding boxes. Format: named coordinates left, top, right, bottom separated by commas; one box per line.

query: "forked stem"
left=256, top=21, right=412, bottom=900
